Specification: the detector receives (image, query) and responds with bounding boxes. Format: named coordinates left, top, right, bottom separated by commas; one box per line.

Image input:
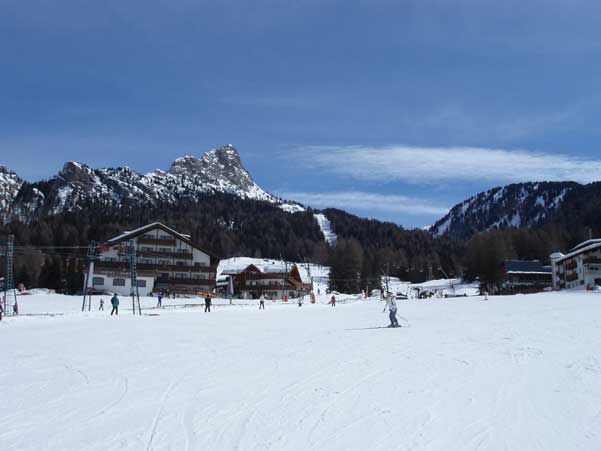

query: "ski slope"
left=2, top=291, right=601, bottom=450
left=314, top=213, right=337, bottom=245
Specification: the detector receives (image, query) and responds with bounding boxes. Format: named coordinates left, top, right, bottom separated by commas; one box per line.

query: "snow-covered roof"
left=217, top=257, right=316, bottom=283
left=505, top=260, right=551, bottom=274
left=554, top=240, right=601, bottom=264
left=105, top=222, right=218, bottom=259
left=568, top=239, right=601, bottom=253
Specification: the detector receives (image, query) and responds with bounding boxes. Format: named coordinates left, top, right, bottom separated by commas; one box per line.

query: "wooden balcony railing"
left=136, top=250, right=193, bottom=260
left=96, top=260, right=216, bottom=273
left=137, top=237, right=176, bottom=246
left=156, top=277, right=216, bottom=287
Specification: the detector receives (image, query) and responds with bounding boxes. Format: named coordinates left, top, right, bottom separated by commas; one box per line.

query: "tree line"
left=1, top=195, right=598, bottom=294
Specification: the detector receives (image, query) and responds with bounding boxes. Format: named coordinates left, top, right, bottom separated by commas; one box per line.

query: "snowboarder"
left=383, top=292, right=399, bottom=327
left=259, top=294, right=265, bottom=310
left=156, top=293, right=163, bottom=308
left=110, top=294, right=119, bottom=316
left=330, top=295, right=336, bottom=307
left=204, top=295, right=212, bottom=313
left=99, top=298, right=104, bottom=311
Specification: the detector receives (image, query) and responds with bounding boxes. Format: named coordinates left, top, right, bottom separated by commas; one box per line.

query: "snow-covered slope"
left=314, top=213, right=337, bottom=245
left=2, top=145, right=303, bottom=219
left=430, top=182, right=577, bottom=238
left=5, top=291, right=601, bottom=450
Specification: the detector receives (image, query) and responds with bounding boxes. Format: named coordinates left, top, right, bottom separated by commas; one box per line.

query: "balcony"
left=137, top=250, right=193, bottom=260
left=96, top=260, right=215, bottom=274
left=583, top=256, right=601, bottom=265
left=93, top=266, right=155, bottom=278
left=137, top=237, right=176, bottom=246
left=156, top=277, right=216, bottom=287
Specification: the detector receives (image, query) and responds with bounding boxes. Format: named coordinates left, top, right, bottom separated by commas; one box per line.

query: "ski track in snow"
left=2, top=292, right=601, bottom=450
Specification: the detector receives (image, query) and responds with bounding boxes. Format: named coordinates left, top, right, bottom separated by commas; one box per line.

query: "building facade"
left=89, top=223, right=219, bottom=296
left=550, top=239, right=601, bottom=290
left=222, top=263, right=311, bottom=299
left=502, top=260, right=552, bottom=294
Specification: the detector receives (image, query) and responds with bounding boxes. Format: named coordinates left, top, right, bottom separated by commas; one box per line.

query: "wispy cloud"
left=276, top=190, right=449, bottom=216
left=299, top=145, right=601, bottom=184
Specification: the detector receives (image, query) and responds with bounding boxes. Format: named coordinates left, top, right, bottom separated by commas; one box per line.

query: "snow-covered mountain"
left=430, top=181, right=578, bottom=239
left=1, top=145, right=303, bottom=221
left=0, top=166, right=23, bottom=215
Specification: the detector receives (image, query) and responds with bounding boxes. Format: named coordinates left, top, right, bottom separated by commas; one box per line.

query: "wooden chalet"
left=502, top=260, right=552, bottom=294
left=223, top=263, right=311, bottom=300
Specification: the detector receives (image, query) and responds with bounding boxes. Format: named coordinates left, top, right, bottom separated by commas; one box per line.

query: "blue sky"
left=3, top=0, right=601, bottom=228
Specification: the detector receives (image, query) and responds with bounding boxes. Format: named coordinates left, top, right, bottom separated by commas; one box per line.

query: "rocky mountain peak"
left=0, top=165, right=24, bottom=214
left=1, top=145, right=303, bottom=220
left=59, top=161, right=97, bottom=186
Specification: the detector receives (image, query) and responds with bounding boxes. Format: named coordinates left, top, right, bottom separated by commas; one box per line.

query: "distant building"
left=550, top=239, right=601, bottom=290
left=502, top=260, right=552, bottom=293
left=222, top=263, right=311, bottom=299
left=89, top=222, right=219, bottom=296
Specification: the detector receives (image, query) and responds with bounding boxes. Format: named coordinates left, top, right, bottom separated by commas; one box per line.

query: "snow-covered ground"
left=380, top=277, right=479, bottom=299
left=2, top=291, right=601, bottom=450
left=410, top=278, right=480, bottom=297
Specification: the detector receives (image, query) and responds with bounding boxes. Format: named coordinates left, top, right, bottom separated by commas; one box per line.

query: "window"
left=92, top=277, right=104, bottom=286
left=137, top=280, right=147, bottom=288
left=113, top=278, right=126, bottom=287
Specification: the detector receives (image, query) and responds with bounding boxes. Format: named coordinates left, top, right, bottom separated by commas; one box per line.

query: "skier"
left=383, top=292, right=399, bottom=327
left=298, top=294, right=304, bottom=307
left=99, top=298, right=104, bottom=311
left=110, top=294, right=119, bottom=316
left=259, top=294, right=265, bottom=310
left=13, top=300, right=18, bottom=315
left=156, top=293, right=163, bottom=308
left=330, top=294, right=336, bottom=307
left=204, top=294, right=212, bottom=313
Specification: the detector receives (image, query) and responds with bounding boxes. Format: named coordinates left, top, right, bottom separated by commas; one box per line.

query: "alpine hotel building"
left=89, top=223, right=219, bottom=296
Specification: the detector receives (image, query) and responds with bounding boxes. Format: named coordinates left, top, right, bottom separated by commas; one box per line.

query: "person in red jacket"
left=330, top=295, right=336, bottom=307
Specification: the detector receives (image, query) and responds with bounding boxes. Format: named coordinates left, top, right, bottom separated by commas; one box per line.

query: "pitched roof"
left=505, top=260, right=552, bottom=274
left=104, top=222, right=219, bottom=260
left=554, top=241, right=601, bottom=264
left=568, top=239, right=601, bottom=253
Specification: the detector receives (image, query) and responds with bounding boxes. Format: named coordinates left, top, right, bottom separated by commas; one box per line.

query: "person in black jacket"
left=110, top=294, right=119, bottom=316
left=204, top=295, right=212, bottom=312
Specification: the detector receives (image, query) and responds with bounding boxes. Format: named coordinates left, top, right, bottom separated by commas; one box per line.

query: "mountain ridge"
left=430, top=181, right=580, bottom=239
left=0, top=145, right=303, bottom=222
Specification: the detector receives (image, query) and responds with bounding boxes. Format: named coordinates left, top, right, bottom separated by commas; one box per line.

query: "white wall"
left=91, top=275, right=154, bottom=296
